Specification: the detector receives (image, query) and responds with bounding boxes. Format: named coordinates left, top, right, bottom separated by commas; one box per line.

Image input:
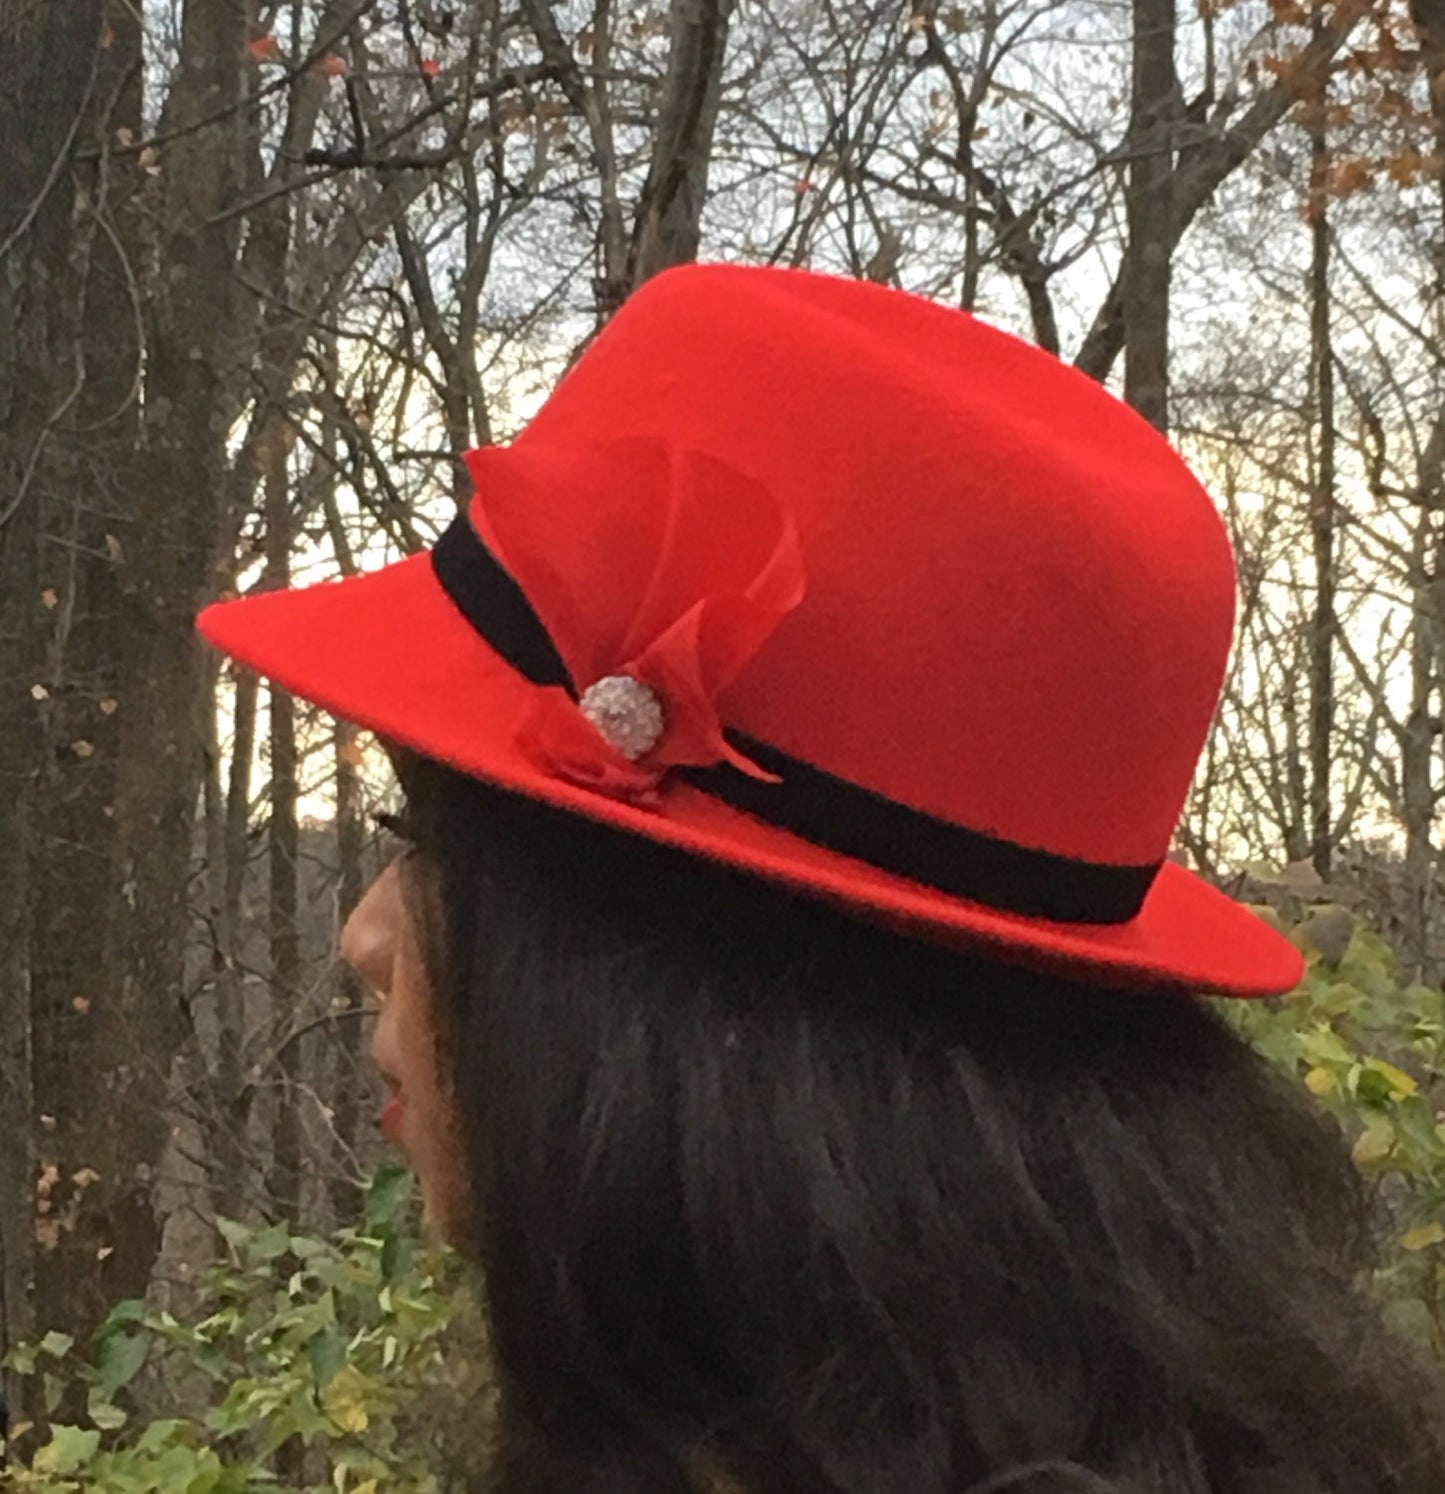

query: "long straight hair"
left=402, top=760, right=1445, bottom=1493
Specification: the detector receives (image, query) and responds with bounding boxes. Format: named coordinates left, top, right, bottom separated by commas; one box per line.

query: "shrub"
left=2, top=1165, right=489, bottom=1492
left=1220, top=905, right=1445, bottom=1358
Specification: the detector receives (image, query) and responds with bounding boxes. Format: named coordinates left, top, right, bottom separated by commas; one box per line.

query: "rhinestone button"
left=578, top=675, right=665, bottom=761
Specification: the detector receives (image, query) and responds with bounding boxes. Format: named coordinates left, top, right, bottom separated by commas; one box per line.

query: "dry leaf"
left=1371, top=1059, right=1417, bottom=1097
left=1402, top=1222, right=1445, bottom=1251
left=71, top=739, right=95, bottom=760
left=1305, top=1066, right=1335, bottom=1095
left=248, top=34, right=282, bottom=61
left=41, top=587, right=58, bottom=609
left=1328, top=157, right=1374, bottom=199
left=72, top=996, right=91, bottom=1014
left=1385, top=147, right=1427, bottom=186
left=1352, top=1125, right=1393, bottom=1166
left=31, top=684, right=49, bottom=701
left=98, top=698, right=119, bottom=716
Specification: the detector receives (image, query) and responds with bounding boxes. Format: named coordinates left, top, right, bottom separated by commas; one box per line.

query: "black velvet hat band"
left=431, top=512, right=1160, bottom=925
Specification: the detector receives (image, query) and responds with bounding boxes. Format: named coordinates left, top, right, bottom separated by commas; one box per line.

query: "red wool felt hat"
left=199, top=263, right=1303, bottom=998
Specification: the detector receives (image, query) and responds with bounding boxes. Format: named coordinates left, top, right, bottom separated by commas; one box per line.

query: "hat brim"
left=199, top=555, right=1304, bottom=999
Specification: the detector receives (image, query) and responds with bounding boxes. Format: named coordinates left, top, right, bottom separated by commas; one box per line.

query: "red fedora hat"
left=199, top=263, right=1302, bottom=998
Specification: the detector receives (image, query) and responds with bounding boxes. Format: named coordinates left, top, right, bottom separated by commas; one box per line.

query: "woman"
left=201, top=265, right=1445, bottom=1491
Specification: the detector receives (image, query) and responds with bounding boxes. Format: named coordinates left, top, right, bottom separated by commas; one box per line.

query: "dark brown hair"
left=402, top=757, right=1445, bottom=1493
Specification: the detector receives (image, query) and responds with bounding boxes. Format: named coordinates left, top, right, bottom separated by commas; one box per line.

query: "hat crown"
left=505, top=265, right=1234, bottom=871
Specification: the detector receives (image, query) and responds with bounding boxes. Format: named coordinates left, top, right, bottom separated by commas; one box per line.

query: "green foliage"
left=1220, top=905, right=1445, bottom=1357
left=2, top=1165, right=488, bottom=1492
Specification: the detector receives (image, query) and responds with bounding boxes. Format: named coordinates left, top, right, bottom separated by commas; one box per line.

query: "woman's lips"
left=380, top=1094, right=407, bottom=1140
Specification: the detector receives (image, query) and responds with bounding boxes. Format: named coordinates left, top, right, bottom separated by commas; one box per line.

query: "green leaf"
left=32, top=1423, right=101, bottom=1475
left=96, top=1329, right=148, bottom=1399
left=306, top=1326, right=346, bottom=1393
left=1354, top=1065, right=1397, bottom=1107
left=39, top=1329, right=74, bottom=1359
left=1297, top=1026, right=1355, bottom=1069
left=365, top=1163, right=413, bottom=1230
left=249, top=1220, right=291, bottom=1262
left=381, top=1229, right=413, bottom=1284
left=214, top=1216, right=250, bottom=1252
left=1390, top=1094, right=1445, bottom=1158
left=1249, top=1021, right=1304, bottom=1069
left=88, top=1397, right=128, bottom=1430
left=1367, top=1058, right=1418, bottom=1097
left=1403, top=983, right=1445, bottom=1018
left=1319, top=981, right=1367, bottom=1015
left=134, top=1417, right=191, bottom=1453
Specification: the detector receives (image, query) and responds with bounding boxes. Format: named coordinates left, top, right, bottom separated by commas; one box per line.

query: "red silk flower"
left=462, top=437, right=807, bottom=801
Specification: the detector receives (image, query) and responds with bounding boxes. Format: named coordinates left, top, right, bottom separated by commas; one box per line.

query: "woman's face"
left=341, top=857, right=468, bottom=1240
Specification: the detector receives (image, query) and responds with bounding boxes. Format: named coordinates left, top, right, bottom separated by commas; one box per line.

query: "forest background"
left=6, top=0, right=1445, bottom=1484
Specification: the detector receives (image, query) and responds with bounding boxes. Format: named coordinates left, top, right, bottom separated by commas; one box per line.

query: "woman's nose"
left=340, top=861, right=404, bottom=995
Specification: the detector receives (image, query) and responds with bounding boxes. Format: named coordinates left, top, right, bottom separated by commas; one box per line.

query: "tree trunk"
left=39, top=0, right=257, bottom=1344
left=2, top=0, right=183, bottom=1364
left=1075, top=0, right=1371, bottom=385
left=1407, top=0, right=1445, bottom=984
left=629, top=0, right=737, bottom=287
left=328, top=721, right=368, bottom=1225
left=209, top=665, right=258, bottom=1215
left=1121, top=0, right=1177, bottom=429
left=0, top=0, right=103, bottom=1377
left=263, top=440, right=303, bottom=1225
left=1306, top=43, right=1336, bottom=879
left=1402, top=512, right=1439, bottom=981
left=306, top=362, right=368, bottom=1228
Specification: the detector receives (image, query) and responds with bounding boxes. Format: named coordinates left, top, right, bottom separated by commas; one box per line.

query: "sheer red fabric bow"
left=462, top=437, right=807, bottom=801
